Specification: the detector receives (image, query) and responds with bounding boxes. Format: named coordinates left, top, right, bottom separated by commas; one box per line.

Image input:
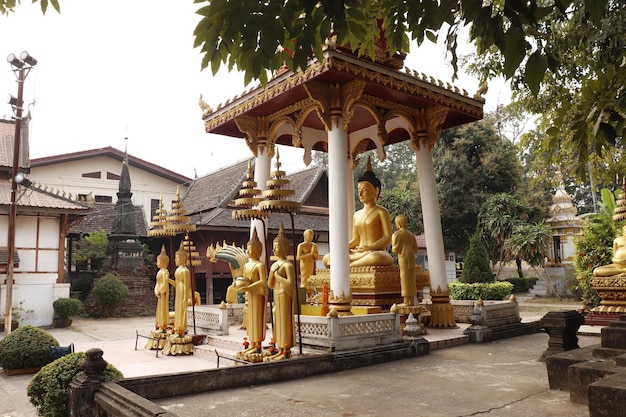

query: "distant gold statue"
left=267, top=224, right=295, bottom=361
left=323, top=157, right=393, bottom=268
left=154, top=245, right=170, bottom=331
left=237, top=228, right=267, bottom=353
left=392, top=214, right=418, bottom=306
left=297, top=229, right=318, bottom=288
left=593, top=225, right=626, bottom=277
left=172, top=244, right=193, bottom=335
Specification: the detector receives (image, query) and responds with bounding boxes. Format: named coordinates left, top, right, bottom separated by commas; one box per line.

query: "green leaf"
left=546, top=127, right=560, bottom=137
left=502, top=26, right=526, bottom=78
left=425, top=29, right=437, bottom=43
left=597, top=122, right=617, bottom=146
left=585, top=0, right=607, bottom=25
left=524, top=50, right=547, bottom=95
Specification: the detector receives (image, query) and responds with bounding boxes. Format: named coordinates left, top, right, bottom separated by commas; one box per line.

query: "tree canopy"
left=434, top=119, right=523, bottom=252
left=5, top=1, right=620, bottom=175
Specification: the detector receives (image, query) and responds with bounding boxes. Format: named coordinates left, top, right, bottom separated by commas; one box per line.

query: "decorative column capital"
left=234, top=115, right=275, bottom=158
left=410, top=106, right=448, bottom=152
left=304, top=80, right=366, bottom=131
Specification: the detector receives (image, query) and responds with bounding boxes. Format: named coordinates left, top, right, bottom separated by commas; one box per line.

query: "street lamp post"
left=4, top=51, right=37, bottom=335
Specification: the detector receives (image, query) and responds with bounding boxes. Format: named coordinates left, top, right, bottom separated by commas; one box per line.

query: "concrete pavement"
left=0, top=301, right=601, bottom=417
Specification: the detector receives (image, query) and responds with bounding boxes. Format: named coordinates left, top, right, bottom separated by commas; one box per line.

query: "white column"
left=328, top=119, right=351, bottom=301
left=415, top=143, right=447, bottom=292
left=346, top=161, right=355, bottom=241
left=253, top=150, right=271, bottom=261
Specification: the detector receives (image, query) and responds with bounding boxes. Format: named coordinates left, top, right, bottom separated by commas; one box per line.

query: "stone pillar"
left=414, top=129, right=455, bottom=327
left=540, top=310, right=585, bottom=361
left=69, top=348, right=108, bottom=417
left=328, top=117, right=352, bottom=313
left=346, top=160, right=355, bottom=241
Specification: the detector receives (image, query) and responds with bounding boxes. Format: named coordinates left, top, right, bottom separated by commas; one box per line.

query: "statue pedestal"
left=308, top=265, right=429, bottom=309
left=590, top=273, right=626, bottom=317
left=145, top=330, right=168, bottom=350
left=162, top=334, right=194, bottom=356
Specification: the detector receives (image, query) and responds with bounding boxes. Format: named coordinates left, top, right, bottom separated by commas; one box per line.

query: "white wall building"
left=29, top=147, right=192, bottom=226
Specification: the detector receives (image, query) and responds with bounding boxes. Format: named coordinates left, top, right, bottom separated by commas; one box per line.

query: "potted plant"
left=53, top=298, right=83, bottom=328
left=1, top=300, right=33, bottom=331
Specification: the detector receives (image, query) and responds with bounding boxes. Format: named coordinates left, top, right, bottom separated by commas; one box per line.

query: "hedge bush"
left=504, top=277, right=539, bottom=293
left=53, top=298, right=83, bottom=320
left=28, top=352, right=123, bottom=417
left=92, top=273, right=129, bottom=317
left=0, top=325, right=59, bottom=370
left=460, top=228, right=494, bottom=283
left=449, top=281, right=514, bottom=300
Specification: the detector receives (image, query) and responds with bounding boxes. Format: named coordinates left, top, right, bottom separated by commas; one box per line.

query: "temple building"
left=546, top=185, right=584, bottom=264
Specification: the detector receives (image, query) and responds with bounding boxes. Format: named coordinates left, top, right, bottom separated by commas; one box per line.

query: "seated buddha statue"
left=323, top=157, right=394, bottom=268
left=593, top=225, right=626, bottom=277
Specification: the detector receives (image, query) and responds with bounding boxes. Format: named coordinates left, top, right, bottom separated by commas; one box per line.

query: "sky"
left=0, top=1, right=510, bottom=180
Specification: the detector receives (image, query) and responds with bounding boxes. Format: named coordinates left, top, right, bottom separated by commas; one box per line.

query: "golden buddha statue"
left=236, top=227, right=268, bottom=353
left=323, top=157, right=394, bottom=268
left=392, top=214, right=418, bottom=306
left=593, top=224, right=626, bottom=277
left=266, top=224, right=295, bottom=361
left=154, top=245, right=170, bottom=331
left=297, top=229, right=318, bottom=289
left=173, top=243, right=193, bottom=335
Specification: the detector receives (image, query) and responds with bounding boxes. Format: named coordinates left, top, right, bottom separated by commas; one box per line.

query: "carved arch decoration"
left=409, top=106, right=449, bottom=152
left=234, top=115, right=275, bottom=158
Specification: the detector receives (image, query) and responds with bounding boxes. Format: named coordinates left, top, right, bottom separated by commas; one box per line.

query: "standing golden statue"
left=392, top=214, right=418, bottom=306
left=236, top=227, right=268, bottom=355
left=154, top=245, right=171, bottom=331
left=173, top=243, right=193, bottom=335
left=297, top=229, right=318, bottom=292
left=267, top=224, right=295, bottom=361
left=323, top=157, right=394, bottom=268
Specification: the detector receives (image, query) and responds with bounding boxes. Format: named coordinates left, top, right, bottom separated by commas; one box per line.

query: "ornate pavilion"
left=201, top=44, right=484, bottom=327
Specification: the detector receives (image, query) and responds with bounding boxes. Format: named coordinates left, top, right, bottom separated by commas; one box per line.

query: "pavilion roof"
left=202, top=48, right=484, bottom=153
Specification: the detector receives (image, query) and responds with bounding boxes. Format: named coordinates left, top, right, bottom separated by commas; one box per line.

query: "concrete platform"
left=0, top=300, right=603, bottom=417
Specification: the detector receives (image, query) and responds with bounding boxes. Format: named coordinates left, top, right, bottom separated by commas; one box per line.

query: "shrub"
left=53, top=298, right=83, bottom=320
left=92, top=274, right=129, bottom=317
left=0, top=325, right=59, bottom=370
left=504, top=277, right=539, bottom=293
left=28, top=352, right=123, bottom=417
left=574, top=215, right=614, bottom=308
left=70, top=273, right=95, bottom=300
left=449, top=281, right=514, bottom=300
left=460, top=228, right=494, bottom=283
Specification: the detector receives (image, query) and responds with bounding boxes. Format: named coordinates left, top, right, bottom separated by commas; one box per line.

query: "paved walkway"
left=0, top=301, right=602, bottom=417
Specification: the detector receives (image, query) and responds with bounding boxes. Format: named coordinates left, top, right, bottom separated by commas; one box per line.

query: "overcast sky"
left=0, top=1, right=509, bottom=180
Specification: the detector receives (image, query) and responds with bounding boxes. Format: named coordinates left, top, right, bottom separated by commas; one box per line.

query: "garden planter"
left=53, top=319, right=72, bottom=328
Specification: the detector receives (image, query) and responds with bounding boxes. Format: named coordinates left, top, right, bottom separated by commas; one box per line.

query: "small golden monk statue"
left=297, top=229, right=318, bottom=290
left=593, top=224, right=626, bottom=277
left=154, top=245, right=170, bottom=331
left=172, top=243, right=193, bottom=335
left=266, top=224, right=295, bottom=361
left=323, top=157, right=394, bottom=268
left=392, top=214, right=418, bottom=306
left=236, top=227, right=268, bottom=355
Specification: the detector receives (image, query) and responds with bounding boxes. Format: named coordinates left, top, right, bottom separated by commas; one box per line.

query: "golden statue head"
left=157, top=245, right=169, bottom=267
left=273, top=224, right=290, bottom=255
left=175, top=241, right=190, bottom=265
left=247, top=227, right=263, bottom=258
left=357, top=156, right=381, bottom=199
